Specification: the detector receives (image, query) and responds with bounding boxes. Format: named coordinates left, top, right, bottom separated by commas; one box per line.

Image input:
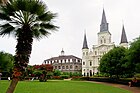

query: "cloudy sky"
left=0, top=0, right=140, bottom=65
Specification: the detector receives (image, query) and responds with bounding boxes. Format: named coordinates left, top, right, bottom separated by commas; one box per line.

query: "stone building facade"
left=43, top=50, right=82, bottom=73
left=82, top=9, right=128, bottom=76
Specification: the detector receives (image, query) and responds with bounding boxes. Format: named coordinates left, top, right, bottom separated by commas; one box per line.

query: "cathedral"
left=82, top=9, right=128, bottom=76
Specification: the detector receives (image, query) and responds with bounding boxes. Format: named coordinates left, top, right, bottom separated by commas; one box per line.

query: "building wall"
left=44, top=56, right=82, bottom=73
left=82, top=30, right=115, bottom=76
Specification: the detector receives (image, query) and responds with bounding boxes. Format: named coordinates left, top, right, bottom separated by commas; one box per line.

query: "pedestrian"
left=8, top=77, right=10, bottom=81
left=128, top=77, right=138, bottom=87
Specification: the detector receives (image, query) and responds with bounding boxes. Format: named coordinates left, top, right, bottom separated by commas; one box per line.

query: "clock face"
left=102, top=47, right=105, bottom=50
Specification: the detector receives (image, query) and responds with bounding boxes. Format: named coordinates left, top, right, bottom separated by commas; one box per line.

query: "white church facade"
left=82, top=9, right=128, bottom=76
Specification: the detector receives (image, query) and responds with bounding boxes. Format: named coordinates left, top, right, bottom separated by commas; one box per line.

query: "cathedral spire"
left=120, top=25, right=128, bottom=44
left=100, top=9, right=109, bottom=32
left=82, top=32, right=88, bottom=49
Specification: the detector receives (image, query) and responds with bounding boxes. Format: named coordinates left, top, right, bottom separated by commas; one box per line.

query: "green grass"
left=0, top=80, right=131, bottom=93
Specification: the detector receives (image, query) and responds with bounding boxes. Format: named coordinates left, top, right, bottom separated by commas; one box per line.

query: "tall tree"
left=0, top=0, right=58, bottom=93
left=128, top=37, right=140, bottom=73
left=99, top=47, right=130, bottom=78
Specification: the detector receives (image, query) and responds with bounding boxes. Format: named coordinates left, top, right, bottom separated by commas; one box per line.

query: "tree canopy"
left=99, top=47, right=130, bottom=78
left=128, top=37, right=140, bottom=73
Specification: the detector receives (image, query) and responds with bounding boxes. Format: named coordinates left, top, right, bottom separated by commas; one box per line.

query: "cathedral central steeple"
left=100, top=9, right=109, bottom=32
left=82, top=33, right=88, bottom=49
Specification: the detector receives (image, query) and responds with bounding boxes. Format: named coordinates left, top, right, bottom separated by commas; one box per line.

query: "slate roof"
left=44, top=55, right=81, bottom=61
left=120, top=25, right=128, bottom=43
left=100, top=9, right=109, bottom=32
left=82, top=33, right=89, bottom=49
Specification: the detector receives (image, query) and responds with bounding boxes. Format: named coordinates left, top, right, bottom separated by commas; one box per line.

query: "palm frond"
left=1, top=2, right=15, bottom=16
left=28, top=0, right=46, bottom=15
left=39, top=28, right=50, bottom=36
left=0, top=12, right=11, bottom=20
left=40, top=23, right=58, bottom=30
left=0, top=23, right=15, bottom=36
left=32, top=28, right=51, bottom=40
left=0, top=0, right=58, bottom=38
left=38, top=11, right=57, bottom=22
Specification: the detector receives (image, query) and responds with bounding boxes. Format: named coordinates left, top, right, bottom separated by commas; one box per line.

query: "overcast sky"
left=0, top=0, right=140, bottom=65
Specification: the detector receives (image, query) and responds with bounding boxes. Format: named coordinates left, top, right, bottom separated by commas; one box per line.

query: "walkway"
left=91, top=81, right=140, bottom=93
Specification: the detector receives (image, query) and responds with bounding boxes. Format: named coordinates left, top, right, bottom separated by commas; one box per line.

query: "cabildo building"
left=43, top=49, right=82, bottom=73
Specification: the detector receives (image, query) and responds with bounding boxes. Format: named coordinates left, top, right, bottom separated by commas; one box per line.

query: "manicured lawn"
left=0, top=80, right=131, bottom=93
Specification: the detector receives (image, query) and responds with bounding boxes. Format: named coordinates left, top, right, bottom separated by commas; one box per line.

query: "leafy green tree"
left=53, top=70, right=61, bottom=76
left=128, top=37, right=140, bottom=73
left=99, top=47, right=130, bottom=78
left=33, top=70, right=42, bottom=77
left=33, top=64, right=53, bottom=82
left=0, top=0, right=58, bottom=93
left=0, top=51, right=14, bottom=75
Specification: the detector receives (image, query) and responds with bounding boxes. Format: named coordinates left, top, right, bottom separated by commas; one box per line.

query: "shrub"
left=53, top=70, right=61, bottom=76
left=72, top=72, right=82, bottom=77
left=33, top=70, right=42, bottom=77
left=60, top=75, right=69, bottom=79
left=52, top=76, right=62, bottom=79
left=79, top=77, right=90, bottom=80
left=134, top=73, right=140, bottom=78
left=71, top=76, right=81, bottom=81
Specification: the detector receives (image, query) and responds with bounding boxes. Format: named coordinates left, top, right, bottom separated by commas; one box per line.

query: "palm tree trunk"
left=6, top=78, right=19, bottom=93
left=6, top=25, right=33, bottom=93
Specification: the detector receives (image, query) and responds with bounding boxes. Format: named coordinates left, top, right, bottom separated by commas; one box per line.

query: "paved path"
left=91, top=81, right=140, bottom=93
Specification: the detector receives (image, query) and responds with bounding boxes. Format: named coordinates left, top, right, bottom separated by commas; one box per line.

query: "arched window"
left=86, top=52, right=88, bottom=55
left=62, top=66, right=65, bottom=69
left=83, top=52, right=85, bottom=55
left=66, top=66, right=69, bottom=69
left=70, top=65, right=73, bottom=69
left=75, top=66, right=78, bottom=69
left=84, top=73, right=85, bottom=76
left=55, top=66, right=57, bottom=69
left=87, top=73, right=89, bottom=77
left=90, top=61, right=92, bottom=66
left=58, top=66, right=61, bottom=69
left=90, top=70, right=92, bottom=76
left=101, top=40, right=102, bottom=44
left=104, top=38, right=106, bottom=43
left=50, top=61, right=52, bottom=64
left=95, top=51, right=97, bottom=55
left=83, top=62, right=85, bottom=65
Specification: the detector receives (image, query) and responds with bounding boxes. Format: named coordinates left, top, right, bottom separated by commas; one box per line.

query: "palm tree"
left=0, top=0, right=58, bottom=93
